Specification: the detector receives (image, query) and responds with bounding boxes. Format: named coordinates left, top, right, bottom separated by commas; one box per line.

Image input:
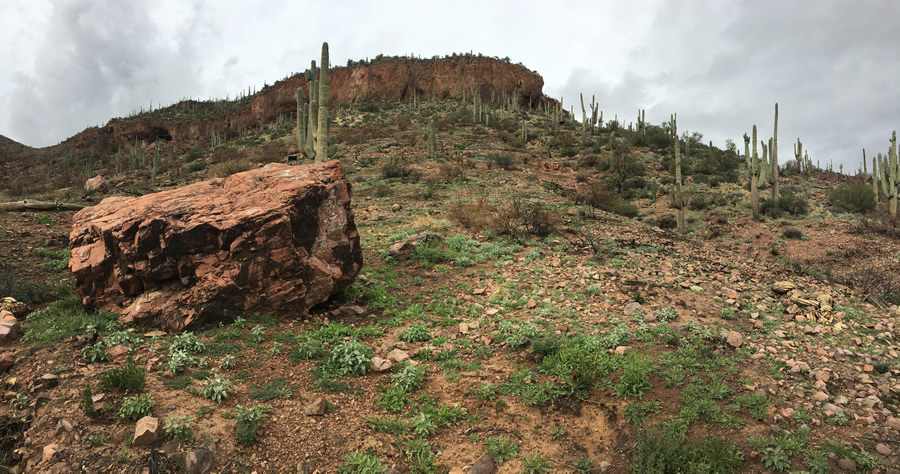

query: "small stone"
left=54, top=419, right=74, bottom=436
left=812, top=391, right=829, bottom=402
left=863, top=364, right=874, bottom=372
left=0, top=352, right=14, bottom=373
left=39, top=374, right=59, bottom=389
left=185, top=446, right=214, bottom=474
left=459, top=323, right=469, bottom=335
left=598, top=460, right=611, bottom=472
left=106, top=344, right=129, bottom=361
left=387, top=349, right=410, bottom=363
left=836, top=458, right=856, bottom=471
left=614, top=346, right=630, bottom=356
left=860, top=395, right=882, bottom=408
left=526, top=298, right=536, bottom=308
left=467, top=455, right=495, bottom=474
left=624, top=302, right=643, bottom=316
left=133, top=417, right=159, bottom=446
left=370, top=357, right=393, bottom=373
left=42, top=443, right=59, bottom=462
left=822, top=403, right=843, bottom=415
left=391, top=203, right=402, bottom=212
left=305, top=397, right=327, bottom=416
left=887, top=416, right=900, bottom=431
left=0, top=320, right=22, bottom=344
left=813, top=370, right=830, bottom=383
left=875, top=443, right=892, bottom=455
left=726, top=330, right=744, bottom=348
left=781, top=407, right=795, bottom=418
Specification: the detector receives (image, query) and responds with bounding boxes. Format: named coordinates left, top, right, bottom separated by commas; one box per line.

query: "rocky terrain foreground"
left=0, top=54, right=899, bottom=473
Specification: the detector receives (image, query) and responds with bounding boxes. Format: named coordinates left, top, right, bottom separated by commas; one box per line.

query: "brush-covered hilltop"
left=0, top=47, right=898, bottom=473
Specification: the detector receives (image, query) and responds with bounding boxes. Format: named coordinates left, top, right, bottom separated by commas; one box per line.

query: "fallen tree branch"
left=0, top=200, right=87, bottom=212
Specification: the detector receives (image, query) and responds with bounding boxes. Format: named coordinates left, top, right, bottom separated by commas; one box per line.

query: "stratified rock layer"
left=69, top=161, right=361, bottom=330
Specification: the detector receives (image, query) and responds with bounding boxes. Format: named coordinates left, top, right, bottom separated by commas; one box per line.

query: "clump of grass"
left=615, top=352, right=654, bottom=399
left=99, top=354, right=146, bottom=392
left=249, top=379, right=292, bottom=401
left=485, top=435, right=519, bottom=464
left=336, top=451, right=387, bottom=473
left=22, top=295, right=118, bottom=347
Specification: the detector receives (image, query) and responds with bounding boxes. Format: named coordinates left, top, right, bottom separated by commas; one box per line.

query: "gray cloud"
left=0, top=0, right=898, bottom=174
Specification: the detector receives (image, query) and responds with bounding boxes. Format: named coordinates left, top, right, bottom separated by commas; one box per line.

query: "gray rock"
left=186, top=446, right=213, bottom=474
left=836, top=458, right=856, bottom=471
left=467, top=454, right=496, bottom=474
left=623, top=302, right=643, bottom=316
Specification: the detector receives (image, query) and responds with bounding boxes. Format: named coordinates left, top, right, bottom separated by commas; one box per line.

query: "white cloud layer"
left=1, top=0, right=898, bottom=172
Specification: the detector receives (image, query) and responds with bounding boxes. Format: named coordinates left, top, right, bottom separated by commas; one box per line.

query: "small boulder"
left=0, top=352, right=14, bottom=373
left=623, top=302, right=643, bottom=316
left=133, top=416, right=159, bottom=446
left=186, top=446, right=214, bottom=474
left=726, top=330, right=744, bottom=348
left=84, top=175, right=109, bottom=193
left=467, top=454, right=496, bottom=474
left=836, top=458, right=856, bottom=471
left=387, top=349, right=410, bottom=363
left=106, top=344, right=129, bottom=361
left=305, top=397, right=327, bottom=416
left=875, top=443, right=892, bottom=455
left=0, top=319, right=21, bottom=344
left=370, top=357, right=393, bottom=373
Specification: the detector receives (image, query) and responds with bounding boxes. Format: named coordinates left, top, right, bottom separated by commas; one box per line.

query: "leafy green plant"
left=80, top=383, right=95, bottom=418
left=476, top=383, right=498, bottom=401
left=118, top=393, right=153, bottom=421
left=615, top=352, right=654, bottom=399
left=572, top=456, right=595, bottom=473
left=485, top=435, right=519, bottom=464
left=249, top=325, right=265, bottom=344
left=82, top=343, right=109, bottom=363
left=336, top=451, right=387, bottom=473
left=321, top=340, right=373, bottom=377
left=22, top=295, right=118, bottom=347
left=521, top=453, right=553, bottom=473
left=164, top=415, right=194, bottom=443
left=9, top=392, right=28, bottom=410
left=234, top=404, right=272, bottom=446
left=99, top=354, right=146, bottom=392
left=654, top=307, right=678, bottom=323
left=201, top=373, right=232, bottom=403
left=398, top=323, right=432, bottom=343
left=761, top=446, right=790, bottom=471
left=219, top=354, right=238, bottom=370
left=736, top=393, right=770, bottom=421
left=392, top=364, right=425, bottom=393
left=377, top=386, right=410, bottom=413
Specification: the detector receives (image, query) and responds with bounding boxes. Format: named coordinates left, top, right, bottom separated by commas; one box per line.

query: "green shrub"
left=322, top=340, right=373, bottom=377
left=485, top=435, right=519, bottom=464
left=234, top=404, right=272, bottom=446
left=399, top=323, right=432, bottom=343
left=654, top=307, right=678, bottom=323
left=99, top=355, right=146, bottom=392
left=249, top=379, right=292, bottom=401
left=119, top=393, right=153, bottom=421
left=201, top=373, right=232, bottom=403
left=688, top=195, right=708, bottom=211
left=336, top=451, right=387, bottom=473
left=615, top=352, right=654, bottom=399
left=486, top=152, right=515, bottom=170
left=656, top=214, right=677, bottom=230
left=761, top=191, right=809, bottom=218
left=80, top=383, right=95, bottom=418
left=782, top=228, right=803, bottom=239
left=164, top=416, right=194, bottom=443
left=829, top=182, right=875, bottom=214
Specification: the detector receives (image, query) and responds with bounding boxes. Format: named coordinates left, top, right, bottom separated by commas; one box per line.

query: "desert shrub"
left=782, top=228, right=804, bottom=239
left=691, top=174, right=709, bottom=184
left=486, top=152, right=515, bottom=170
left=496, top=198, right=558, bottom=237
left=708, top=177, right=721, bottom=188
left=99, top=355, right=146, bottom=392
left=118, top=393, right=153, bottom=421
left=438, top=163, right=465, bottom=182
left=381, top=157, right=413, bottom=179
left=611, top=199, right=639, bottom=218
left=829, top=182, right=876, bottom=214
left=688, top=195, right=708, bottom=211
left=359, top=103, right=379, bottom=113
left=449, top=198, right=494, bottom=231
left=761, top=191, right=809, bottom=218
left=656, top=214, right=677, bottom=230
left=235, top=404, right=272, bottom=446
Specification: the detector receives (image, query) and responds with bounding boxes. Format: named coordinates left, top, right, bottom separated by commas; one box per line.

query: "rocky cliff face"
left=77, top=56, right=554, bottom=154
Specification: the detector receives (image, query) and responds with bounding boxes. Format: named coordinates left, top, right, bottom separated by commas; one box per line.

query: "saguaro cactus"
left=426, top=117, right=436, bottom=159
left=671, top=114, right=684, bottom=231
left=315, top=42, right=330, bottom=162
left=296, top=88, right=307, bottom=152
left=749, top=125, right=761, bottom=220
left=771, top=103, right=779, bottom=202
left=794, top=138, right=803, bottom=174
left=872, top=154, right=879, bottom=203
left=879, top=131, right=899, bottom=218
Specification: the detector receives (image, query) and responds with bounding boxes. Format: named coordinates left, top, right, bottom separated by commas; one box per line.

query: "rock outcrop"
left=69, top=161, right=361, bottom=331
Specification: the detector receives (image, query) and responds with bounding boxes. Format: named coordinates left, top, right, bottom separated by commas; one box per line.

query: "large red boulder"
left=69, top=161, right=362, bottom=331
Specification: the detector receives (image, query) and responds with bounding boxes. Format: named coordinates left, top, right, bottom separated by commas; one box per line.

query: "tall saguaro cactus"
left=872, top=154, right=879, bottom=204
left=671, top=114, right=684, bottom=231
left=771, top=103, right=779, bottom=202
left=794, top=138, right=802, bottom=174
left=749, top=125, right=761, bottom=221
left=879, top=131, right=899, bottom=219
left=315, top=42, right=330, bottom=162
left=426, top=117, right=436, bottom=159
left=296, top=88, right=307, bottom=152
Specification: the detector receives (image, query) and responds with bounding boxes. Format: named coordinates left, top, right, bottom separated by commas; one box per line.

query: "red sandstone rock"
left=69, top=161, right=361, bottom=331
left=84, top=175, right=108, bottom=193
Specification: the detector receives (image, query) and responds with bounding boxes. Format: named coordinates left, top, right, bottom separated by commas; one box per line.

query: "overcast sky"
left=2, top=0, right=898, bottom=173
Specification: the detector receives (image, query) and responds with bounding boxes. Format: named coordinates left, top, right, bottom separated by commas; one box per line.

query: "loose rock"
left=133, top=416, right=159, bottom=446
left=305, top=397, right=327, bottom=416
